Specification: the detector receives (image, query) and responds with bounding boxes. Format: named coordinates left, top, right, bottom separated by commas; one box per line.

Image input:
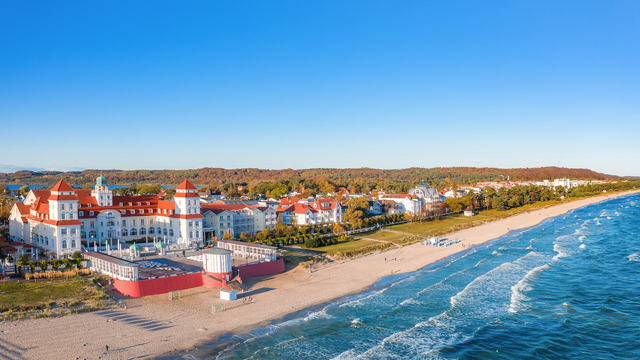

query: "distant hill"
left=0, top=166, right=622, bottom=188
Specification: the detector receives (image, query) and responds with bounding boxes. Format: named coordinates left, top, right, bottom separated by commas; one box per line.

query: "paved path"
left=379, top=228, right=428, bottom=238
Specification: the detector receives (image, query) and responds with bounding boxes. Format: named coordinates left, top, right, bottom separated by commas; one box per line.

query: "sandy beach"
left=1, top=190, right=637, bottom=360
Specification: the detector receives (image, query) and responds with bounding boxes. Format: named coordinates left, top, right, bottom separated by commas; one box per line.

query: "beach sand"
left=1, top=190, right=636, bottom=360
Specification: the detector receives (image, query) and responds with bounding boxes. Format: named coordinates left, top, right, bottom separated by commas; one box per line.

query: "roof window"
left=119, top=202, right=123, bottom=206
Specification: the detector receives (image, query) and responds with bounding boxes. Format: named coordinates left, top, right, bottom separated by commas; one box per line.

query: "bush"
left=304, top=237, right=319, bottom=248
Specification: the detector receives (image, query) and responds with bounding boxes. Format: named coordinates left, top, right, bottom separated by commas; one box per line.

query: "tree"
left=39, top=260, right=49, bottom=272
left=344, top=197, right=369, bottom=229
left=18, top=185, right=31, bottom=196
left=50, top=258, right=61, bottom=271
left=332, top=222, right=345, bottom=235
left=445, top=198, right=462, bottom=213
left=27, top=261, right=37, bottom=274
left=304, top=237, right=319, bottom=248
left=222, top=232, right=233, bottom=240
left=72, top=251, right=83, bottom=260
left=208, top=182, right=219, bottom=191
left=63, top=258, right=74, bottom=270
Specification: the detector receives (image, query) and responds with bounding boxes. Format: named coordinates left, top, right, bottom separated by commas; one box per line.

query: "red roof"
left=51, top=179, right=75, bottom=192
left=176, top=179, right=198, bottom=191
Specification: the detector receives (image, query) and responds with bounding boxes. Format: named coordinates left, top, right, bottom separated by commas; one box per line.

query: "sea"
left=175, top=193, right=640, bottom=360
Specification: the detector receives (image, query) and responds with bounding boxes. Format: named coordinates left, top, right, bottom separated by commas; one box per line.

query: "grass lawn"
left=356, top=230, right=407, bottom=242
left=308, top=239, right=378, bottom=255
left=386, top=199, right=575, bottom=236
left=0, top=278, right=105, bottom=313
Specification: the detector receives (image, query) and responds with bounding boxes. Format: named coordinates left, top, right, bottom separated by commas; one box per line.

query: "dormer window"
left=121, top=210, right=125, bottom=214
left=137, top=202, right=141, bottom=206
left=79, top=211, right=84, bottom=216
left=131, top=210, right=135, bottom=214
left=147, top=201, right=150, bottom=205
left=120, top=202, right=123, bottom=206
left=90, top=211, right=94, bottom=216
left=129, top=202, right=132, bottom=206
left=88, top=203, right=92, bottom=208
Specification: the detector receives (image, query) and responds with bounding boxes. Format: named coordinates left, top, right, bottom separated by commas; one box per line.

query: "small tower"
left=49, top=179, right=79, bottom=221
left=92, top=174, right=113, bottom=207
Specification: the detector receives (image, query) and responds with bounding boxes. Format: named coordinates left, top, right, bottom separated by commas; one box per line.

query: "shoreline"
left=1, top=190, right=637, bottom=360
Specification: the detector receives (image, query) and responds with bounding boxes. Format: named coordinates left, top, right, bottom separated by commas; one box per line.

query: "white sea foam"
left=508, top=263, right=551, bottom=313
left=579, top=244, right=587, bottom=249
left=628, top=253, right=640, bottom=262
left=339, top=288, right=388, bottom=308
left=579, top=236, right=586, bottom=242
left=492, top=250, right=500, bottom=255
left=526, top=245, right=534, bottom=250
left=499, top=246, right=507, bottom=250
left=351, top=318, right=363, bottom=325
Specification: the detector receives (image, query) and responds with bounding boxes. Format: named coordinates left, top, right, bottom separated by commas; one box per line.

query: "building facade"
left=9, top=177, right=204, bottom=258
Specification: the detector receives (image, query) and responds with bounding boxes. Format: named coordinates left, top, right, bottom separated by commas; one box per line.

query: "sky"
left=1, top=1, right=639, bottom=176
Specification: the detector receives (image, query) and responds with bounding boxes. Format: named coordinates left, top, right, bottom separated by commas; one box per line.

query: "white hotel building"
left=9, top=176, right=204, bottom=258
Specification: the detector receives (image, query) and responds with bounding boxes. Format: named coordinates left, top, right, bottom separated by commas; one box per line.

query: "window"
left=71, top=229, right=77, bottom=235
left=81, top=231, right=86, bottom=239
left=129, top=202, right=132, bottom=206
left=132, top=219, right=136, bottom=226
left=62, top=240, right=67, bottom=249
left=90, top=221, right=95, bottom=229
left=40, top=235, right=43, bottom=243
left=131, top=210, right=135, bottom=214
left=196, top=231, right=199, bottom=238
left=189, top=231, right=193, bottom=239
left=163, top=228, right=167, bottom=236
left=149, top=227, right=155, bottom=234
left=220, top=216, right=223, bottom=221
left=169, top=229, right=174, bottom=237
left=89, top=230, right=96, bottom=238
left=61, top=204, right=65, bottom=210
left=61, top=229, right=67, bottom=235
left=90, top=211, right=94, bottom=216
left=150, top=219, right=154, bottom=225
left=119, top=202, right=123, bottom=206
left=189, top=221, right=192, bottom=227
left=141, top=219, right=145, bottom=226
left=140, top=228, right=146, bottom=235
left=137, top=202, right=141, bottom=206
left=79, top=211, right=84, bottom=216
left=148, top=209, right=153, bottom=214
left=61, top=213, right=66, bottom=220
left=71, top=239, right=76, bottom=248
left=130, top=228, right=137, bottom=236
left=121, top=210, right=125, bottom=215
left=121, top=229, right=128, bottom=236
left=122, top=220, right=127, bottom=227
left=106, top=220, right=114, bottom=226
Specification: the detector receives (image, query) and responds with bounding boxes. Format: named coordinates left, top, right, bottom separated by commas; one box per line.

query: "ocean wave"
left=499, top=246, right=507, bottom=250
left=628, top=253, right=640, bottom=262
left=526, top=245, right=534, bottom=250
left=509, top=263, right=551, bottom=313
left=553, top=242, right=569, bottom=260
left=579, top=244, right=587, bottom=249
left=579, top=236, right=586, bottom=242
left=339, top=288, right=388, bottom=308
left=492, top=250, right=500, bottom=255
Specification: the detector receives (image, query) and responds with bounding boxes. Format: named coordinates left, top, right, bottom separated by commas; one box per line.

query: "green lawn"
left=0, top=278, right=105, bottom=313
left=309, top=239, right=378, bottom=255
left=386, top=200, right=572, bottom=237
left=356, top=230, right=407, bottom=242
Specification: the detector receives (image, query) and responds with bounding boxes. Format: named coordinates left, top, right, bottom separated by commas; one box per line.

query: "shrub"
left=304, top=237, right=319, bottom=248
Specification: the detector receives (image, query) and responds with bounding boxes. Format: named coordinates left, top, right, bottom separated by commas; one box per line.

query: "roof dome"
left=129, top=243, right=141, bottom=251
left=96, top=175, right=108, bottom=188
left=155, top=241, right=167, bottom=249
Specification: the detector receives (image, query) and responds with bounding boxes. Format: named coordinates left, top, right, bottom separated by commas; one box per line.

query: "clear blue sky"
left=1, top=1, right=639, bottom=175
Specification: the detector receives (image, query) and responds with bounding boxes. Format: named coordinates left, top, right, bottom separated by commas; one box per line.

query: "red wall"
left=113, top=272, right=203, bottom=298
left=202, top=272, right=232, bottom=289
left=235, top=258, right=285, bottom=279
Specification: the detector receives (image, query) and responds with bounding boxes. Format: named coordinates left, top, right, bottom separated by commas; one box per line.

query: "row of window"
left=120, top=228, right=173, bottom=237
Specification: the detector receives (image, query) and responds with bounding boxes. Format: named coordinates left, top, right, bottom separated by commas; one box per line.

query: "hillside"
left=0, top=167, right=619, bottom=188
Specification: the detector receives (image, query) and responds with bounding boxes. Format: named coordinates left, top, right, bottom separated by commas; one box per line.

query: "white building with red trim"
left=275, top=198, right=342, bottom=225
left=378, top=183, right=442, bottom=214
left=9, top=176, right=204, bottom=258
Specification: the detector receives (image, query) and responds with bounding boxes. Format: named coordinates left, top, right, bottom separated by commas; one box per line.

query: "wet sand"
left=0, top=190, right=636, bottom=360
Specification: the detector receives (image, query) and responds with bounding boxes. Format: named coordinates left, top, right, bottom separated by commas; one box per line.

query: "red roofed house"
left=200, top=203, right=277, bottom=243
left=9, top=176, right=204, bottom=258
left=275, top=198, right=342, bottom=225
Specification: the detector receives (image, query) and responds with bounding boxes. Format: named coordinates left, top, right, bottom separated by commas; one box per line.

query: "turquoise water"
left=198, top=194, right=640, bottom=359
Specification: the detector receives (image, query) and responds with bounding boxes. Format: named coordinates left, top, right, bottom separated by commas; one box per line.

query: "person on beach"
left=106, top=345, right=109, bottom=351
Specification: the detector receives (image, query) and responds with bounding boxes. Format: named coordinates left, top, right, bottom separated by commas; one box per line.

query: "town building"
left=8, top=176, right=204, bottom=258
left=378, top=183, right=442, bottom=215
left=200, top=203, right=277, bottom=242
left=275, top=197, right=342, bottom=225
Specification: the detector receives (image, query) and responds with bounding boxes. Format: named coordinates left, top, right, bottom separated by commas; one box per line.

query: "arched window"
left=130, top=228, right=137, bottom=236
left=189, top=231, right=193, bottom=239
left=149, top=227, right=155, bottom=235
left=40, top=235, right=43, bottom=243
left=62, top=240, right=67, bottom=249
left=106, top=220, right=115, bottom=226
left=81, top=231, right=86, bottom=239
left=163, top=228, right=168, bottom=236
left=169, top=229, right=174, bottom=237
left=196, top=231, right=200, bottom=238
left=45, top=237, right=49, bottom=245
left=71, top=239, right=76, bottom=248
left=140, top=228, right=146, bottom=235
left=89, top=230, right=96, bottom=239
left=121, top=229, right=128, bottom=236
